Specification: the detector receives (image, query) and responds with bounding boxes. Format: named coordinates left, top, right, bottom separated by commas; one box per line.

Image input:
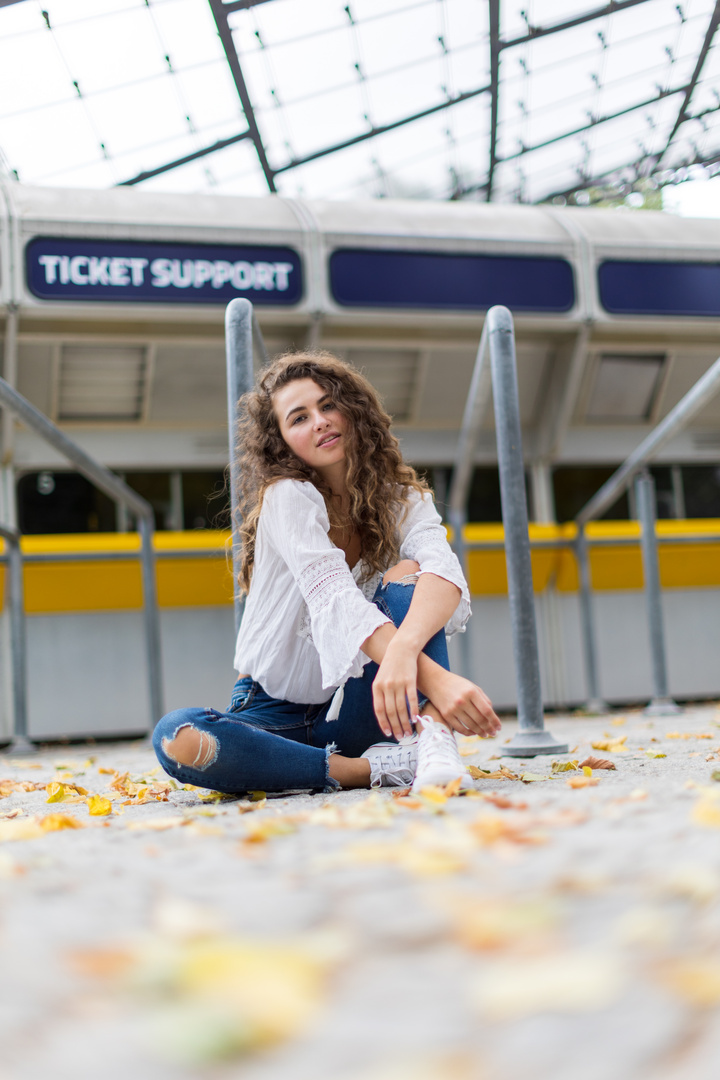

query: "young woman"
left=153, top=351, right=501, bottom=795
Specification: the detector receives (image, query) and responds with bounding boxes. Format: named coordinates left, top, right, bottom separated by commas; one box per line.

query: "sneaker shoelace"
left=416, top=716, right=463, bottom=769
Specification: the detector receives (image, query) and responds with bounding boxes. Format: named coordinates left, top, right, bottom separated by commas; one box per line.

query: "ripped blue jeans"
left=152, top=578, right=450, bottom=794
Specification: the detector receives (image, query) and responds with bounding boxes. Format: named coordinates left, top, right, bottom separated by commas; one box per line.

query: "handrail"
left=0, top=375, right=164, bottom=745
left=448, top=305, right=567, bottom=757
left=572, top=353, right=720, bottom=714
left=225, top=298, right=266, bottom=634
left=0, top=523, right=31, bottom=755
left=576, top=355, right=720, bottom=527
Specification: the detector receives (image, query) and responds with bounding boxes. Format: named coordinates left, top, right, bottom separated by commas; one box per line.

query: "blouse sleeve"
left=398, top=489, right=471, bottom=637
left=260, top=479, right=390, bottom=689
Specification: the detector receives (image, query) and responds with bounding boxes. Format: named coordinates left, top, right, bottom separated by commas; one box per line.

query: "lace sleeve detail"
left=262, top=481, right=390, bottom=687
left=399, top=491, right=471, bottom=637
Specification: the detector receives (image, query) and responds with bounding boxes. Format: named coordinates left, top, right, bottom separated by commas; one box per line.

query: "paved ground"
left=2, top=703, right=720, bottom=1080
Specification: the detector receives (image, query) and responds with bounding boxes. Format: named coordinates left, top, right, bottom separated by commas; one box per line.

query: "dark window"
left=17, top=472, right=116, bottom=534
left=682, top=465, right=720, bottom=518
left=182, top=470, right=229, bottom=530
left=553, top=467, right=630, bottom=522
left=467, top=467, right=504, bottom=522
left=124, top=472, right=171, bottom=530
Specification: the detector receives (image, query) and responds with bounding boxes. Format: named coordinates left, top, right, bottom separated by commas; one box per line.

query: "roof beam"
left=501, top=0, right=653, bottom=50
left=500, top=84, right=685, bottom=165
left=455, top=82, right=686, bottom=198
left=208, top=0, right=277, bottom=192
left=221, top=0, right=274, bottom=11
left=118, top=130, right=253, bottom=186
left=655, top=0, right=720, bottom=166
left=272, top=82, right=490, bottom=175
left=486, top=0, right=501, bottom=202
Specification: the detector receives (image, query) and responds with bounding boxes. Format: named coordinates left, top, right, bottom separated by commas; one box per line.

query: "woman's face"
left=272, top=377, right=349, bottom=476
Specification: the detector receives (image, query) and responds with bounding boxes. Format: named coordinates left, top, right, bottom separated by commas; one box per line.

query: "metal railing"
left=573, top=353, right=720, bottom=714
left=449, top=306, right=568, bottom=757
left=225, top=298, right=267, bottom=632
left=0, top=375, right=164, bottom=750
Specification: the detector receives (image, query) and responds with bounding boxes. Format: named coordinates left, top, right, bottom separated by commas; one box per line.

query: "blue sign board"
left=329, top=248, right=575, bottom=312
left=26, top=237, right=303, bottom=305
left=599, top=259, right=720, bottom=317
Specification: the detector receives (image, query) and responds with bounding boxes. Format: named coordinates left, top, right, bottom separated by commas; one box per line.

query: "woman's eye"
left=322, top=402, right=334, bottom=411
left=292, top=414, right=305, bottom=425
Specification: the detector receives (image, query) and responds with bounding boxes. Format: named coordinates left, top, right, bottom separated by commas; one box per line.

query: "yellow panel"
left=24, top=561, right=143, bottom=614
left=157, top=558, right=235, bottom=608
left=660, top=544, right=720, bottom=588
left=3, top=525, right=720, bottom=613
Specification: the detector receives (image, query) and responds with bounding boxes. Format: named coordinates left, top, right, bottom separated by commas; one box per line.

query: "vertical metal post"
left=488, top=307, right=567, bottom=756
left=0, top=526, right=33, bottom=754
left=0, top=375, right=165, bottom=731
left=575, top=528, right=608, bottom=714
left=225, top=299, right=257, bottom=634
left=635, top=471, right=681, bottom=715
left=138, top=513, right=164, bottom=726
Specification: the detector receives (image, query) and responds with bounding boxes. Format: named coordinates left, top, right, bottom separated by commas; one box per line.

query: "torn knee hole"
left=162, top=725, right=218, bottom=770
left=383, top=559, right=421, bottom=585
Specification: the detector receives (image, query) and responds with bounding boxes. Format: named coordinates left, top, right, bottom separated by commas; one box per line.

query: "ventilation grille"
left=346, top=349, right=419, bottom=421
left=58, top=346, right=147, bottom=421
left=586, top=354, right=664, bottom=421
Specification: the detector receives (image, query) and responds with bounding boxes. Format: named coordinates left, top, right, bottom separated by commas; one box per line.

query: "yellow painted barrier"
left=0, top=522, right=719, bottom=613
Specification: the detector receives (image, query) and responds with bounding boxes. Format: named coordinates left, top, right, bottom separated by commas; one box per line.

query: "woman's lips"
left=317, top=433, right=340, bottom=448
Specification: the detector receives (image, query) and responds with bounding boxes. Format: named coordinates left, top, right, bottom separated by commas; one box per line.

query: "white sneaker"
left=362, top=736, right=418, bottom=788
left=412, top=715, right=473, bottom=792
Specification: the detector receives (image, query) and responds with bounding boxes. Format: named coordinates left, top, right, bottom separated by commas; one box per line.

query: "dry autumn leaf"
left=0, top=813, right=84, bottom=843
left=591, top=736, right=628, bottom=753
left=567, top=776, right=599, bottom=789
left=87, top=794, right=113, bottom=816
left=243, top=818, right=297, bottom=844
left=691, top=799, right=720, bottom=828
left=0, top=779, right=44, bottom=797
left=467, top=765, right=519, bottom=781
left=551, top=760, right=579, bottom=773
left=447, top=896, right=559, bottom=951
left=579, top=757, right=616, bottom=770
left=659, top=959, right=720, bottom=1006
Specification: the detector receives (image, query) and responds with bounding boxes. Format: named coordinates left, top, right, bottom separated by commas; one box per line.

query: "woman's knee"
left=153, top=710, right=219, bottom=771
left=383, top=559, right=420, bottom=585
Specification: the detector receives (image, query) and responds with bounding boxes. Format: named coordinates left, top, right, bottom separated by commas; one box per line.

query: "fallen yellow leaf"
left=567, top=776, right=599, bottom=789
left=243, top=818, right=297, bottom=844
left=691, top=799, right=720, bottom=828
left=659, top=959, right=720, bottom=1006
left=591, top=736, right=628, bottom=753
left=87, top=794, right=113, bottom=816
left=551, top=760, right=579, bottom=773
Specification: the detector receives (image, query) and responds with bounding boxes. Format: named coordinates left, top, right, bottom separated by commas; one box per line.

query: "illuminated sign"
left=26, top=237, right=303, bottom=305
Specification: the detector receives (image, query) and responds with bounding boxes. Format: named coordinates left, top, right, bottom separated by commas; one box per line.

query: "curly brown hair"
left=235, top=350, right=428, bottom=593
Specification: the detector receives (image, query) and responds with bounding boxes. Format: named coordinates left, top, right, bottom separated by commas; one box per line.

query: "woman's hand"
left=371, top=638, right=420, bottom=741
left=424, top=668, right=501, bottom=738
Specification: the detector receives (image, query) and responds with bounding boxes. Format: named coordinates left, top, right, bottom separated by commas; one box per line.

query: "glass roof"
left=1, top=0, right=719, bottom=204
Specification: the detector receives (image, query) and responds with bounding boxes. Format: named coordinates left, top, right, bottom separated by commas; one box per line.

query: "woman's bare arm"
left=361, top=573, right=500, bottom=740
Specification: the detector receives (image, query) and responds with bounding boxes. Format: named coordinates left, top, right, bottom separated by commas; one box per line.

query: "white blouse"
left=233, top=478, right=471, bottom=704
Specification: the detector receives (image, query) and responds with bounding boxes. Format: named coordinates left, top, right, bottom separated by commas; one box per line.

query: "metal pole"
left=138, top=515, right=164, bottom=727
left=635, top=471, right=681, bottom=716
left=487, top=307, right=567, bottom=756
left=0, top=525, right=33, bottom=754
left=0, top=375, right=164, bottom=729
left=575, top=527, right=608, bottom=714
left=225, top=299, right=258, bottom=634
